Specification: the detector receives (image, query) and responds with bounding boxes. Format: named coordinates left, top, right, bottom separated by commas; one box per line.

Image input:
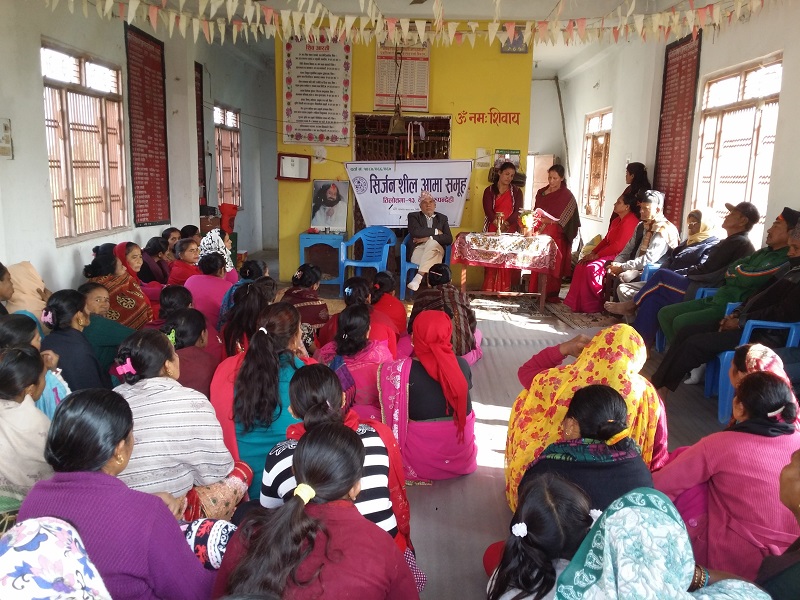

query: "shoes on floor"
left=407, top=273, right=423, bottom=291
left=684, top=364, right=706, bottom=385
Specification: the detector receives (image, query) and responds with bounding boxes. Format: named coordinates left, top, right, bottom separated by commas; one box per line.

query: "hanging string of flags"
left=42, top=0, right=773, bottom=47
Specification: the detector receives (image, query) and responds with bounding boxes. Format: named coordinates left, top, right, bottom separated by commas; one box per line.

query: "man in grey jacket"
left=406, top=191, right=453, bottom=291
left=605, top=190, right=679, bottom=302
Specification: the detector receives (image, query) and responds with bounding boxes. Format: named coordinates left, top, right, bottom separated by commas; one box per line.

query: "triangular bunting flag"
left=218, top=19, right=226, bottom=44
left=179, top=0, right=185, bottom=11
left=226, top=0, right=238, bottom=22
left=209, top=0, right=224, bottom=20
left=415, top=19, right=427, bottom=44
left=613, top=26, right=620, bottom=42
left=386, top=18, right=397, bottom=41
left=523, top=21, right=533, bottom=44
left=467, top=31, right=476, bottom=48
left=292, top=11, right=303, bottom=39
left=193, top=17, right=201, bottom=42
left=497, top=31, right=509, bottom=45
left=537, top=20, right=548, bottom=43
left=148, top=4, right=159, bottom=31
left=447, top=21, right=459, bottom=44
left=487, top=22, right=500, bottom=45
left=304, top=14, right=314, bottom=40
left=577, top=18, right=587, bottom=40
left=634, top=13, right=644, bottom=35
left=127, top=0, right=139, bottom=23
left=244, top=0, right=253, bottom=23
left=179, top=12, right=189, bottom=37
left=199, top=0, right=209, bottom=18
left=504, top=21, right=515, bottom=40
left=168, top=10, right=177, bottom=36
left=343, top=15, right=356, bottom=40
left=399, top=18, right=411, bottom=41
left=455, top=32, right=463, bottom=44
left=202, top=20, right=211, bottom=43
left=103, top=0, right=113, bottom=17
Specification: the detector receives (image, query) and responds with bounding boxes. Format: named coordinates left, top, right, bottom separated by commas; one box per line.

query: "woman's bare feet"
left=604, top=300, right=636, bottom=315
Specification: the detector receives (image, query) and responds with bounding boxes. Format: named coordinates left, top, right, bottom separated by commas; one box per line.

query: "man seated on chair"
left=406, top=191, right=453, bottom=291
left=650, top=221, right=800, bottom=392
left=604, top=190, right=680, bottom=303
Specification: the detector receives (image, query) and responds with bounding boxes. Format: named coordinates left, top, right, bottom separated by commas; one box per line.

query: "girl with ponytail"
left=214, top=423, right=419, bottom=600
left=209, top=302, right=306, bottom=499
left=487, top=473, right=592, bottom=600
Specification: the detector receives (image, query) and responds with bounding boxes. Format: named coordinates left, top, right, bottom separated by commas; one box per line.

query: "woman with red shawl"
left=378, top=310, right=477, bottom=481
left=482, top=162, right=525, bottom=292
left=528, top=164, right=581, bottom=302
left=167, top=239, right=201, bottom=286
left=113, top=241, right=163, bottom=318
left=83, top=243, right=153, bottom=329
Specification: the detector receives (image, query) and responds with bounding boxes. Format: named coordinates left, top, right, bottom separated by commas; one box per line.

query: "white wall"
left=0, top=1, right=276, bottom=290
left=552, top=2, right=800, bottom=246
left=528, top=80, right=564, bottom=156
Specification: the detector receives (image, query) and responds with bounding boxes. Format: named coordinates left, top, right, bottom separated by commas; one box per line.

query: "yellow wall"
left=275, top=34, right=533, bottom=282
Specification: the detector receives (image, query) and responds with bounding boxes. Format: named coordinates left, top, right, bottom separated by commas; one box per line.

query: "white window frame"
left=42, top=43, right=128, bottom=242
left=579, top=109, right=613, bottom=221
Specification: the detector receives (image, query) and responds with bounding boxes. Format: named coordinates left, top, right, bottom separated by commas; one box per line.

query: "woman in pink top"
left=653, top=371, right=800, bottom=580
left=184, top=254, right=233, bottom=332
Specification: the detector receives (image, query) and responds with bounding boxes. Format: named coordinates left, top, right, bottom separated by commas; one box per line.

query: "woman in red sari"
left=482, top=161, right=524, bottom=292
left=528, top=164, right=580, bottom=302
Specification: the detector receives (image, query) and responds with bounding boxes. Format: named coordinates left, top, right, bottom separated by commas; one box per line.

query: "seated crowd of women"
left=0, top=233, right=482, bottom=598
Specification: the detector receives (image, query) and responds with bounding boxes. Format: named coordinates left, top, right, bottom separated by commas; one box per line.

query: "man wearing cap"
left=604, top=190, right=680, bottom=302
left=406, top=191, right=453, bottom=292
left=657, top=206, right=797, bottom=346
left=652, top=221, right=800, bottom=391
left=604, top=201, right=758, bottom=348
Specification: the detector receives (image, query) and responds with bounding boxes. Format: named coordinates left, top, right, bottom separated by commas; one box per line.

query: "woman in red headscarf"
left=113, top=242, right=162, bottom=318
left=83, top=243, right=153, bottom=329
left=378, top=310, right=477, bottom=481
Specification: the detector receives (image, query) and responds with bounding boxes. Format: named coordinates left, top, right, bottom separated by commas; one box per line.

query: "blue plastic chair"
left=641, top=263, right=660, bottom=282
left=398, top=234, right=452, bottom=301
left=339, top=226, right=396, bottom=297
left=706, top=319, right=800, bottom=423
left=654, top=287, right=720, bottom=353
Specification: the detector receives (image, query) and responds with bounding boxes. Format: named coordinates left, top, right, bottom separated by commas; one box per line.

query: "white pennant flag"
left=447, top=21, right=459, bottom=44
left=359, top=0, right=364, bottom=11
left=51, top=0, right=61, bottom=14
left=265, top=24, right=276, bottom=39
left=415, top=19, right=427, bottom=44
left=179, top=0, right=186, bottom=11
left=244, top=0, right=253, bottom=22
left=128, top=0, right=140, bottom=23
left=468, top=21, right=478, bottom=33
left=328, top=13, right=339, bottom=34
left=233, top=22, right=239, bottom=43
left=82, top=0, right=88, bottom=17
left=179, top=13, right=189, bottom=37
left=192, top=17, right=201, bottom=42
left=251, top=22, right=259, bottom=41
left=627, top=0, right=636, bottom=18
left=226, top=0, right=238, bottom=22
left=523, top=21, right=533, bottom=44
left=280, top=10, right=292, bottom=37
left=209, top=0, right=224, bottom=19
left=497, top=31, right=509, bottom=45
left=735, top=0, right=743, bottom=20
left=467, top=31, right=476, bottom=48
left=102, top=0, right=112, bottom=16
left=376, top=30, right=387, bottom=44
left=168, top=10, right=177, bottom=36
left=292, top=11, right=303, bottom=38
left=95, top=0, right=103, bottom=20
left=218, top=19, right=226, bottom=44
left=634, top=14, right=644, bottom=35
left=298, top=0, right=306, bottom=11
left=751, top=0, right=761, bottom=14
left=304, top=14, right=314, bottom=40
left=713, top=4, right=722, bottom=25
left=209, top=20, right=216, bottom=43
left=685, top=10, right=695, bottom=28
left=487, top=21, right=500, bottom=45
left=375, top=15, right=384, bottom=34
left=243, top=23, right=249, bottom=42
left=199, top=0, right=210, bottom=18
left=359, top=16, right=369, bottom=34
left=343, top=15, right=356, bottom=40
left=399, top=18, right=411, bottom=41
left=362, top=29, right=372, bottom=44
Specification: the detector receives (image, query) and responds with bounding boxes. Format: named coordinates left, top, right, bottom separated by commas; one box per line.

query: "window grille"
left=214, top=106, right=242, bottom=207
left=580, top=110, right=613, bottom=219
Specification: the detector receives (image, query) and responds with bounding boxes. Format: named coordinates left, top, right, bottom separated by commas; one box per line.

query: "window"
left=580, top=110, right=613, bottom=219
left=42, top=46, right=127, bottom=240
left=214, top=105, right=241, bottom=207
left=693, top=58, right=782, bottom=242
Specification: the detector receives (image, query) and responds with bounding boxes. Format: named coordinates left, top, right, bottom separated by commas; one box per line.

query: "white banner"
left=345, top=160, right=472, bottom=228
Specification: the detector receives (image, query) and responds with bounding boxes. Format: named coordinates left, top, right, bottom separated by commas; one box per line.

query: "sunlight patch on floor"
left=473, top=402, right=513, bottom=469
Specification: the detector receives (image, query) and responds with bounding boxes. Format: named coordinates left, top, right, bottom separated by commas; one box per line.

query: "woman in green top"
left=77, top=282, right=134, bottom=376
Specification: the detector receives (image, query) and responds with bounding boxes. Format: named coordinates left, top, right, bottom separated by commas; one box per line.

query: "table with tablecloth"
left=451, top=232, right=561, bottom=311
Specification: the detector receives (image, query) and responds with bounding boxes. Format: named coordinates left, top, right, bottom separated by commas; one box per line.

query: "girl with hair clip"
left=162, top=308, right=219, bottom=398
left=316, top=276, right=399, bottom=357
left=210, top=302, right=306, bottom=498
left=214, top=423, right=419, bottom=600
left=221, top=277, right=277, bottom=357
left=18, top=388, right=218, bottom=599
left=407, top=263, right=482, bottom=364
left=0, top=313, right=70, bottom=419
left=519, top=385, right=653, bottom=511
left=185, top=253, right=233, bottom=332
left=199, top=228, right=239, bottom=285
left=654, top=371, right=800, bottom=580
left=487, top=473, right=593, bottom=600
left=84, top=244, right=153, bottom=329
left=260, top=364, right=421, bottom=588
left=40, top=290, right=111, bottom=391
left=113, top=329, right=250, bottom=521
left=370, top=271, right=407, bottom=334
left=218, top=260, right=268, bottom=330
left=0, top=346, right=52, bottom=501
left=281, top=263, right=330, bottom=354
left=313, top=304, right=393, bottom=420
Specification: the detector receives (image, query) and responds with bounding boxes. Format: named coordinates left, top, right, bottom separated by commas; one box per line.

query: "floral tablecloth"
left=452, top=232, right=560, bottom=273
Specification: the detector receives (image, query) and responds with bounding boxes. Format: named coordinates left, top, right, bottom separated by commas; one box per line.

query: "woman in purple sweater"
left=18, top=389, right=215, bottom=600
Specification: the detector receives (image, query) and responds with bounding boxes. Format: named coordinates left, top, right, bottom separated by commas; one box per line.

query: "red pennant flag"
left=386, top=18, right=397, bottom=40
left=262, top=6, right=273, bottom=25
left=612, top=26, right=620, bottom=43
left=504, top=22, right=515, bottom=40
left=537, top=20, right=548, bottom=40
left=692, top=25, right=698, bottom=40
left=455, top=32, right=463, bottom=44
left=688, top=0, right=695, bottom=9
left=118, top=3, right=125, bottom=20
left=576, top=17, right=586, bottom=39
left=148, top=4, right=159, bottom=30
left=202, top=20, right=211, bottom=43
left=566, top=19, right=574, bottom=40
left=697, top=6, right=707, bottom=26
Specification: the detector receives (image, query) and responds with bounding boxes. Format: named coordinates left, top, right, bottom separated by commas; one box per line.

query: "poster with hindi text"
left=283, top=36, right=351, bottom=146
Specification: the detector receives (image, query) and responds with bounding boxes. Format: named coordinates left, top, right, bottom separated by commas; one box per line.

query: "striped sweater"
left=261, top=423, right=398, bottom=538
left=115, top=377, right=234, bottom=496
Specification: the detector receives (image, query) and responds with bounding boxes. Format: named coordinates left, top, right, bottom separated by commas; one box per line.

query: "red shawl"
left=535, top=182, right=579, bottom=241
left=286, top=409, right=413, bottom=553
left=412, top=311, right=468, bottom=439
left=89, top=272, right=153, bottom=329
left=114, top=242, right=160, bottom=318
left=167, top=260, right=201, bottom=286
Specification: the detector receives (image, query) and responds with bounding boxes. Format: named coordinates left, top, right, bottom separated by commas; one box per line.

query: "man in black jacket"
left=406, top=191, right=453, bottom=291
left=651, top=223, right=800, bottom=391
